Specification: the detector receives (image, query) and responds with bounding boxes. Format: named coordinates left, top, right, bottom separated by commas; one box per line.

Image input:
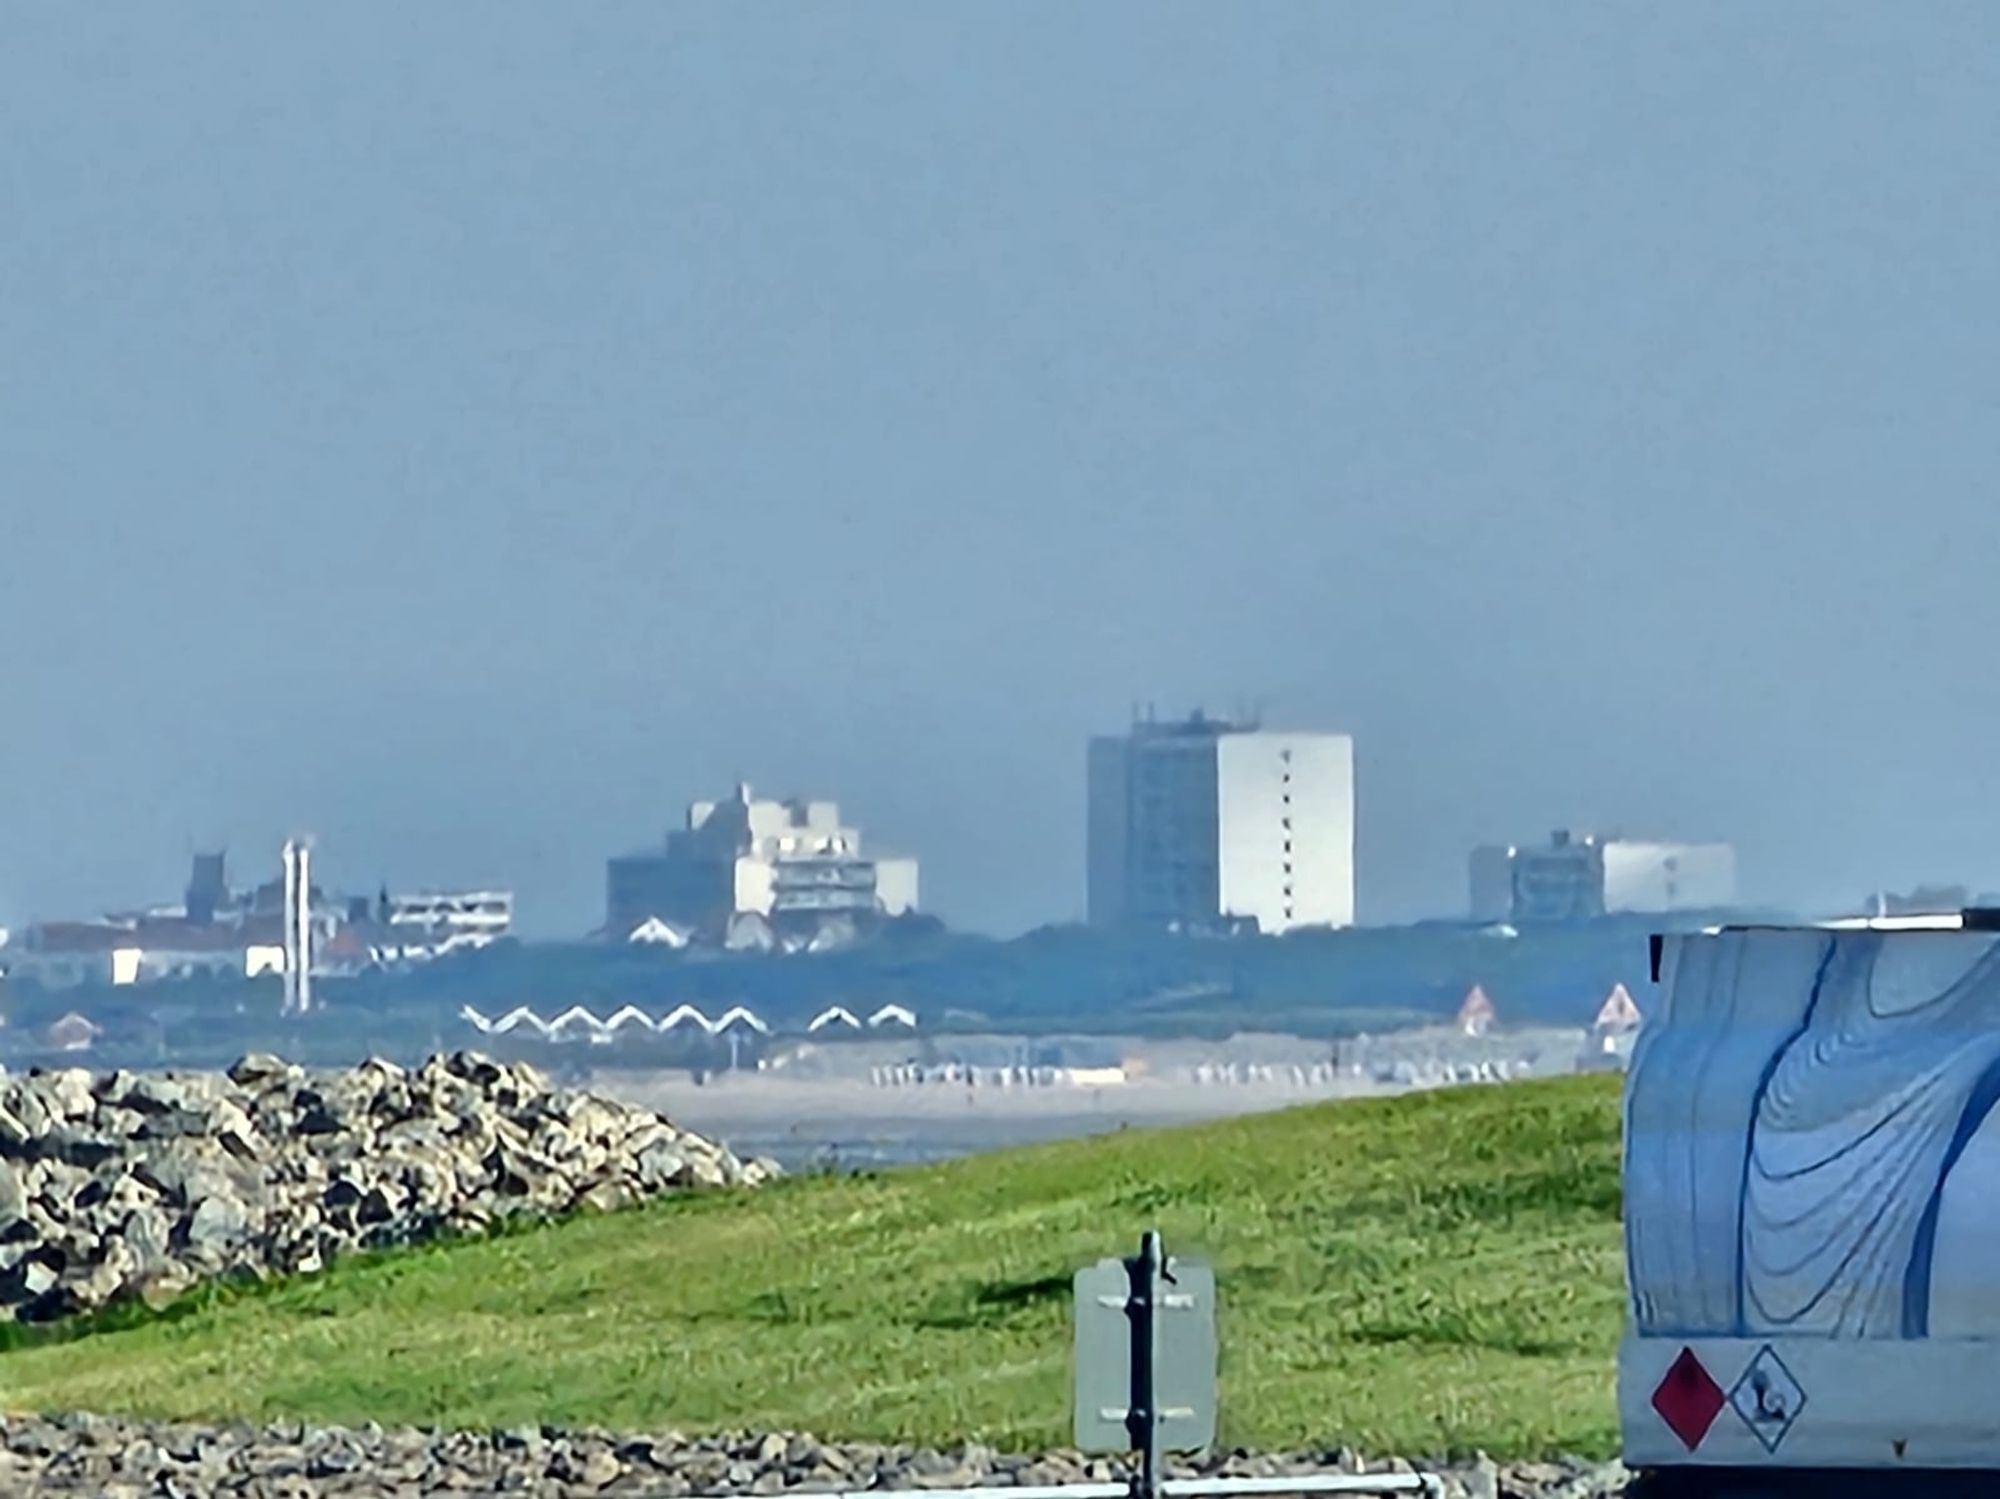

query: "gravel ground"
left=0, top=1416, right=1633, bottom=1497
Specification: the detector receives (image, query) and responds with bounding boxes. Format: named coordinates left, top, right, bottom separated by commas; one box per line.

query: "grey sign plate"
left=1073, top=1255, right=1217, bottom=1455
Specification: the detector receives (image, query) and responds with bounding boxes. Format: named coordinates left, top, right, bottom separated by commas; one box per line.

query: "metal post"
left=1128, top=1230, right=1164, bottom=1499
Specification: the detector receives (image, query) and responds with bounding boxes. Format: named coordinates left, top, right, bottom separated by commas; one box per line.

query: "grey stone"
left=580, top=1180, right=636, bottom=1214
left=305, top=1441, right=365, bottom=1477
left=67, top=1237, right=137, bottom=1306
left=228, top=1053, right=294, bottom=1087
left=0, top=1160, right=25, bottom=1226
left=119, top=1074, right=192, bottom=1116
left=1, top=1253, right=58, bottom=1300
left=41, top=1070, right=97, bottom=1122
left=10, top=1087, right=53, bottom=1137
left=132, top=1106, right=210, bottom=1141
left=122, top=1204, right=175, bottom=1271
left=636, top=1143, right=692, bottom=1190
left=0, top=1105, right=30, bottom=1150
left=573, top=1447, right=623, bottom=1488
left=185, top=1192, right=250, bottom=1251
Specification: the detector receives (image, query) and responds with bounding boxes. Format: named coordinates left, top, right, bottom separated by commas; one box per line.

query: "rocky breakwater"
left=0, top=1051, right=777, bottom=1322
left=0, top=1418, right=1633, bottom=1498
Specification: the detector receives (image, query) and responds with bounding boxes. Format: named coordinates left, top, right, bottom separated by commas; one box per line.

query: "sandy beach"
left=587, top=1023, right=1597, bottom=1169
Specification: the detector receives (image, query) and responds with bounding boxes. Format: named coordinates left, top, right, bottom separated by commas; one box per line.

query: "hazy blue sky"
left=4, top=3, right=1998, bottom=936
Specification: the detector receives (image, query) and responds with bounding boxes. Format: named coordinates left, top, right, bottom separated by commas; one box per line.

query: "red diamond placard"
left=1652, top=1346, right=1726, bottom=1451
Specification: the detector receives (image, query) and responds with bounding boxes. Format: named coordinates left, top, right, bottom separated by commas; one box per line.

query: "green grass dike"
left=0, top=1076, right=1625, bottom=1459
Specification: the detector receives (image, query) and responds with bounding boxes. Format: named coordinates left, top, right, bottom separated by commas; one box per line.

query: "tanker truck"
left=1622, top=912, right=2000, bottom=1495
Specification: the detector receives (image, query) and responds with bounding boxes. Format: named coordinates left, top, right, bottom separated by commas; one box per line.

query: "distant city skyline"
left=6, top=4, right=2000, bottom=937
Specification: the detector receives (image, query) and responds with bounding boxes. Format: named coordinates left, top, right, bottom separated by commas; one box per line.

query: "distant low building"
left=5, top=916, right=289, bottom=988
left=1456, top=984, right=1498, bottom=1036
left=1469, top=830, right=1736, bottom=922
left=323, top=888, right=516, bottom=970
left=1854, top=884, right=2000, bottom=918
left=1594, top=983, right=1643, bottom=1034
left=606, top=783, right=919, bottom=942
left=46, top=1011, right=101, bottom=1053
left=383, top=889, right=513, bottom=944
left=5, top=851, right=509, bottom=990
left=1578, top=986, right=1644, bottom=1073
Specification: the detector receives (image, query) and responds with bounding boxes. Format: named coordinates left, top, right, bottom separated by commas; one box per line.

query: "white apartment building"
left=1087, top=713, right=1354, bottom=934
left=382, top=890, right=514, bottom=947
left=607, top=784, right=918, bottom=938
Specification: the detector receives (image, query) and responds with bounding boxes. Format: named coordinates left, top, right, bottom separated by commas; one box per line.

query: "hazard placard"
left=1651, top=1346, right=1726, bottom=1452
left=1730, top=1345, right=1806, bottom=1453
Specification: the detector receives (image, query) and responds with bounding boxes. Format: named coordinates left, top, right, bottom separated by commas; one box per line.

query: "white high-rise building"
left=1087, top=713, right=1354, bottom=934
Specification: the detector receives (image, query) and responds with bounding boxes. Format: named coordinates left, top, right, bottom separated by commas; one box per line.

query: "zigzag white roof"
left=458, top=999, right=909, bottom=1038
left=628, top=917, right=692, bottom=947
left=491, top=1006, right=550, bottom=1035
